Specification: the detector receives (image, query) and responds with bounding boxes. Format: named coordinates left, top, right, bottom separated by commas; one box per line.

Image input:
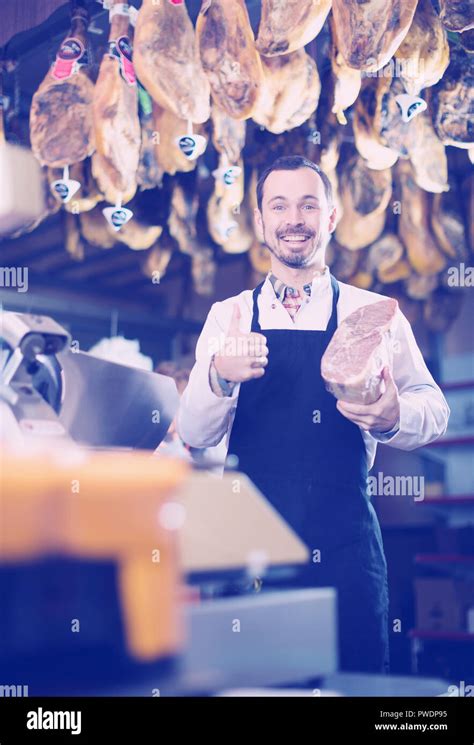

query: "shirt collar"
left=267, top=266, right=330, bottom=301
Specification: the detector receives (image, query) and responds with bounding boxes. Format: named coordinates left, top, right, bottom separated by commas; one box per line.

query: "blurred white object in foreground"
left=88, top=336, right=153, bottom=371
left=0, top=143, right=45, bottom=236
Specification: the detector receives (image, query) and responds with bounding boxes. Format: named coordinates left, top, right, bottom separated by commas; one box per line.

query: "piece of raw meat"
left=92, top=1, right=141, bottom=205
left=321, top=298, right=399, bottom=404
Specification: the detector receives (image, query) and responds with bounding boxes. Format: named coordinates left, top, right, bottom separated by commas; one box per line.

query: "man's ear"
left=328, top=206, right=337, bottom=234
left=254, top=207, right=264, bottom=242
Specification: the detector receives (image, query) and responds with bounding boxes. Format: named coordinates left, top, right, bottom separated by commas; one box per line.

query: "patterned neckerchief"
left=268, top=273, right=313, bottom=322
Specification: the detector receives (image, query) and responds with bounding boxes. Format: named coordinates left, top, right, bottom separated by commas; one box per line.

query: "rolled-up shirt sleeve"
left=370, top=309, right=450, bottom=450
left=177, top=302, right=240, bottom=448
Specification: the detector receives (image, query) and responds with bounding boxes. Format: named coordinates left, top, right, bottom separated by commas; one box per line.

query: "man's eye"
left=303, top=204, right=317, bottom=210
left=272, top=204, right=285, bottom=211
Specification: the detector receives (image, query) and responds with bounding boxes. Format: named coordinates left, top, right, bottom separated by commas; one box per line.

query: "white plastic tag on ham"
left=321, top=299, right=398, bottom=405
left=395, top=94, right=427, bottom=123
left=102, top=203, right=133, bottom=231
left=212, top=165, right=242, bottom=186
left=175, top=122, right=207, bottom=161
left=50, top=165, right=81, bottom=203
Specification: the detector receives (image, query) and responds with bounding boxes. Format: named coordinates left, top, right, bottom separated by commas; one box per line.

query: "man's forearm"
left=209, top=354, right=237, bottom=397
left=370, top=388, right=450, bottom=450
left=177, top=357, right=239, bottom=448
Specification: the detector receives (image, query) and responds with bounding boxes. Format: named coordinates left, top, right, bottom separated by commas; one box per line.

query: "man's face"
left=254, top=167, right=336, bottom=269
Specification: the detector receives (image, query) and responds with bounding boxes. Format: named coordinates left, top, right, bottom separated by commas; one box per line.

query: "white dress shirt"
left=178, top=267, right=450, bottom=471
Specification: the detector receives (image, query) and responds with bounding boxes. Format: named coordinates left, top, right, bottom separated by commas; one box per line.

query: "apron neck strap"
left=251, top=281, right=265, bottom=332
left=327, top=273, right=340, bottom=333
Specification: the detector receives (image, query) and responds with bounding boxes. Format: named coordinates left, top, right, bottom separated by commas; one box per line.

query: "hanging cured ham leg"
left=439, top=0, right=474, bottom=32
left=152, top=104, right=199, bottom=176
left=394, top=0, right=449, bottom=98
left=30, top=1, right=95, bottom=168
left=431, top=186, right=468, bottom=261
left=335, top=156, right=392, bottom=250
left=397, top=161, right=446, bottom=276
left=353, top=82, right=399, bottom=170
left=137, top=103, right=163, bottom=191
left=331, top=0, right=418, bottom=72
left=196, top=0, right=263, bottom=120
left=92, top=0, right=140, bottom=205
left=252, top=48, right=320, bottom=134
left=407, top=112, right=449, bottom=194
left=319, top=115, right=343, bottom=224
left=331, top=30, right=362, bottom=126
left=211, top=105, right=246, bottom=164
left=256, top=0, right=331, bottom=56
left=134, top=0, right=210, bottom=124
left=373, top=72, right=449, bottom=192
left=432, top=45, right=474, bottom=150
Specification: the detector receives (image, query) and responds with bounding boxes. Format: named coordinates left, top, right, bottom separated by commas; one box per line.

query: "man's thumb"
left=228, top=303, right=242, bottom=335
left=382, top=365, right=395, bottom=387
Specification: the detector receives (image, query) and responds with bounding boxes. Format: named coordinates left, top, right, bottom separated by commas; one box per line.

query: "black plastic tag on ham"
left=108, top=37, right=136, bottom=86
left=321, top=298, right=398, bottom=405
left=52, top=38, right=86, bottom=81
left=117, top=37, right=136, bottom=86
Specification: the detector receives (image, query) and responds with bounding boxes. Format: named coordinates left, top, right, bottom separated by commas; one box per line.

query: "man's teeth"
left=281, top=235, right=309, bottom=242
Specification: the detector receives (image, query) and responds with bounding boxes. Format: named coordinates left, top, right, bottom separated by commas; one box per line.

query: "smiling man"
left=178, top=155, right=450, bottom=674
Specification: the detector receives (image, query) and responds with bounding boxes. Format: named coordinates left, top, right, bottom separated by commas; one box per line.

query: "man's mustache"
left=277, top=226, right=315, bottom=239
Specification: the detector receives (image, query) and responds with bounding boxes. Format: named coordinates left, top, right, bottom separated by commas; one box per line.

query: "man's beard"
left=262, top=223, right=326, bottom=268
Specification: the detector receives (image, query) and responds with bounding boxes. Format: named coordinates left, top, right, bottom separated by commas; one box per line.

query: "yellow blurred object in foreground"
left=0, top=448, right=189, bottom=661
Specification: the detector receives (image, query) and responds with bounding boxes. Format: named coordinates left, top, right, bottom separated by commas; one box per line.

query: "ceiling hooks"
left=47, top=35, right=57, bottom=68
left=3, top=59, right=20, bottom=131
left=110, top=309, right=119, bottom=338
left=0, top=55, right=16, bottom=117
left=88, top=19, right=104, bottom=36
left=200, top=0, right=213, bottom=14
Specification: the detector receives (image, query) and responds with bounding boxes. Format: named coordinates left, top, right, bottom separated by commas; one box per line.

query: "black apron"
left=227, top=274, right=389, bottom=674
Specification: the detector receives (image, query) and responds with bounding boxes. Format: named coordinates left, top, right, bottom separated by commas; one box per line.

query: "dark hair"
left=155, top=360, right=190, bottom=386
left=256, top=155, right=333, bottom=211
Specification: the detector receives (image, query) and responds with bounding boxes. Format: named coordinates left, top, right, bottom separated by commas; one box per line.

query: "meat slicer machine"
left=0, top=310, right=178, bottom=448
left=0, top=310, right=337, bottom=695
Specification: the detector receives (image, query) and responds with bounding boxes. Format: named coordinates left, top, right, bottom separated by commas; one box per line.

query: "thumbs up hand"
left=214, top=304, right=269, bottom=383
